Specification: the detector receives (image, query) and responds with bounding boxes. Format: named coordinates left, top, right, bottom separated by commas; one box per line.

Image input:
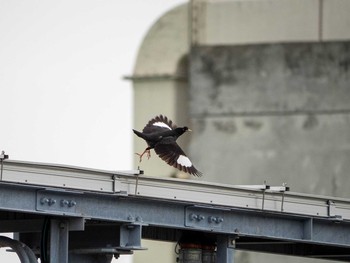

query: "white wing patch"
left=177, top=155, right=192, bottom=168
left=153, top=122, right=172, bottom=130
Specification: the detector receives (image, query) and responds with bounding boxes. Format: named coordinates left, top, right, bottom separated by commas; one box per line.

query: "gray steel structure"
left=1, top=159, right=350, bottom=262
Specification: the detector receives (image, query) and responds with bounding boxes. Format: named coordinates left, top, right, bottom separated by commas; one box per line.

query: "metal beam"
left=1, top=180, right=350, bottom=250
left=2, top=160, right=350, bottom=261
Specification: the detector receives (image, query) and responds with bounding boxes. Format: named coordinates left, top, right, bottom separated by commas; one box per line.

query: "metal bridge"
left=1, top=157, right=350, bottom=262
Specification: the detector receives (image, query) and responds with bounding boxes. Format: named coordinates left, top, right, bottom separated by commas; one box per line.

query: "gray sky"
left=0, top=1, right=186, bottom=262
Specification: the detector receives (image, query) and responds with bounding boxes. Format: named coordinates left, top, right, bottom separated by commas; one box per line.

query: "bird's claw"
left=135, top=149, right=151, bottom=163
left=135, top=153, right=143, bottom=163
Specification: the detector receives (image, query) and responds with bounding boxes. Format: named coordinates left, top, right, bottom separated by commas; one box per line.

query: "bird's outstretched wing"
left=154, top=138, right=202, bottom=177
left=142, top=115, right=177, bottom=134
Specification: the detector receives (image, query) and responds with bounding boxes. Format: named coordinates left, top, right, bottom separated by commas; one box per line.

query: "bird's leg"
left=135, top=147, right=151, bottom=163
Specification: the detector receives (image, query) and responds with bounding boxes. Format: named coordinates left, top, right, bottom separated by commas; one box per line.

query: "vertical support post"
left=216, top=235, right=235, bottom=263
left=0, top=150, right=9, bottom=180
left=50, top=219, right=69, bottom=263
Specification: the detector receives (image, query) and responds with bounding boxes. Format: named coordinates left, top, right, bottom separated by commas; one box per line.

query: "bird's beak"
left=187, top=128, right=192, bottom=132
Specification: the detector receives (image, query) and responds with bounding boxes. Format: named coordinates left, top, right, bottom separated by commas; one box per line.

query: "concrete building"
left=129, top=0, right=350, bottom=262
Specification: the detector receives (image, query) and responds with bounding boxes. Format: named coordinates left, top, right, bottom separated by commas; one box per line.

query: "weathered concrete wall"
left=191, top=43, right=350, bottom=115
left=189, top=42, right=350, bottom=198
left=191, top=0, right=350, bottom=45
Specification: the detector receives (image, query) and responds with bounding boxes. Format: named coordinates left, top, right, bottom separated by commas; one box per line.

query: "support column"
left=50, top=219, right=69, bottom=263
left=216, top=235, right=235, bottom=263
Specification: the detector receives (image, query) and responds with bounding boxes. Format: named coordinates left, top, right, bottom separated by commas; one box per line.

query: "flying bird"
left=133, top=115, right=202, bottom=176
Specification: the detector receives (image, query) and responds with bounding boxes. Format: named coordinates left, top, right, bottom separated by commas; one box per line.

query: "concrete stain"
left=303, top=114, right=319, bottom=130
left=244, top=120, right=263, bottom=130
left=213, top=120, right=237, bottom=134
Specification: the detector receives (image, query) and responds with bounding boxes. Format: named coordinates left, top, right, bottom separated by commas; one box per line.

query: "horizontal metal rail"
left=2, top=159, right=350, bottom=221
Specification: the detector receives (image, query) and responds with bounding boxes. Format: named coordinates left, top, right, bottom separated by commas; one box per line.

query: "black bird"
left=133, top=115, right=202, bottom=177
